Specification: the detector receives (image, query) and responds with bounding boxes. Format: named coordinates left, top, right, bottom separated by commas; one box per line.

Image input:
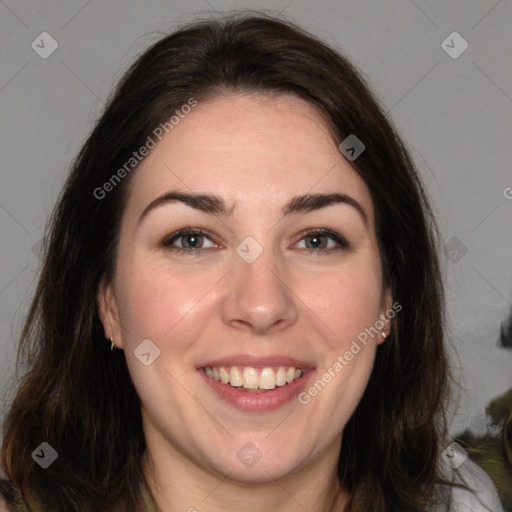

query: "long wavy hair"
left=1, top=11, right=472, bottom=511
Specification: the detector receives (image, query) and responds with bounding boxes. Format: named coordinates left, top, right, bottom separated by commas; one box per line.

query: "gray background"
left=1, top=0, right=511, bottom=455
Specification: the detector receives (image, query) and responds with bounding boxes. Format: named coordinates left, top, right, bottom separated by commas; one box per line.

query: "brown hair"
left=1, top=11, right=474, bottom=511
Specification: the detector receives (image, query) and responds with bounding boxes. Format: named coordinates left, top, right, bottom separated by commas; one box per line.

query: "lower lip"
left=198, top=369, right=314, bottom=412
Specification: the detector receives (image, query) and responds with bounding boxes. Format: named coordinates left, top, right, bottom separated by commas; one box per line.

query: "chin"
left=199, top=441, right=307, bottom=484
left=215, top=457, right=300, bottom=485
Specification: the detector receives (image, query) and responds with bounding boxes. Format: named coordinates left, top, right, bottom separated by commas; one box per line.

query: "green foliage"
left=487, top=388, right=512, bottom=427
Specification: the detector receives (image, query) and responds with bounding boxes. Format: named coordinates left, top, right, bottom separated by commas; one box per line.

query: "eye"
left=294, top=229, right=350, bottom=254
left=161, top=229, right=218, bottom=255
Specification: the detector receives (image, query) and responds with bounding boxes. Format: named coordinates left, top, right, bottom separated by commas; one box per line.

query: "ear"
left=97, top=277, right=123, bottom=349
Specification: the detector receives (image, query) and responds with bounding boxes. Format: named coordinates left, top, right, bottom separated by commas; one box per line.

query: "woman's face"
left=99, top=93, right=391, bottom=483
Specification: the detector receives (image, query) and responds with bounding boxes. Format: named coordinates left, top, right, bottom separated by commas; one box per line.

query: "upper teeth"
left=204, top=366, right=304, bottom=390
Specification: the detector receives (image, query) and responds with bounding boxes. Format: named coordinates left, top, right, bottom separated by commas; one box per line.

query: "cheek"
left=310, top=265, right=383, bottom=350
left=115, top=256, right=218, bottom=347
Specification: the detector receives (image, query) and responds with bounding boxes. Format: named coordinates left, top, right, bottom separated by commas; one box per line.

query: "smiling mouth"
left=201, top=365, right=306, bottom=392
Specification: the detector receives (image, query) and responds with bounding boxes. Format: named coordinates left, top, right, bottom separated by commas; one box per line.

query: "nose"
left=221, top=248, right=299, bottom=335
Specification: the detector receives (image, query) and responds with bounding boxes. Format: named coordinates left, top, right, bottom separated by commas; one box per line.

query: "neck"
left=141, top=426, right=349, bottom=512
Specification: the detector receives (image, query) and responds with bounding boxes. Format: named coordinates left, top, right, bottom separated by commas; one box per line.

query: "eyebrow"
left=138, top=190, right=368, bottom=227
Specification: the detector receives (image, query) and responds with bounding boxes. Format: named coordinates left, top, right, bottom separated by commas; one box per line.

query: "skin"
left=98, top=93, right=391, bottom=512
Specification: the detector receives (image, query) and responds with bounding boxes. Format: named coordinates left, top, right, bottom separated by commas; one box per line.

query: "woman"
left=0, top=12, right=504, bottom=512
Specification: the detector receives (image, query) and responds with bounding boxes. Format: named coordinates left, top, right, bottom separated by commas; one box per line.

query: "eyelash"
left=160, top=228, right=350, bottom=256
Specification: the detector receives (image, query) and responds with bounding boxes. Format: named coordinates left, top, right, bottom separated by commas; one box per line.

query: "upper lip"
left=198, top=354, right=315, bottom=369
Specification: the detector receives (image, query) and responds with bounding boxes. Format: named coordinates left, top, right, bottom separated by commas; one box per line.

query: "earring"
left=110, top=336, right=115, bottom=351
left=381, top=331, right=387, bottom=340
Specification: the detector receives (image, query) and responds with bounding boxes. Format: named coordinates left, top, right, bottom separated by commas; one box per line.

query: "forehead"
left=125, top=93, right=374, bottom=223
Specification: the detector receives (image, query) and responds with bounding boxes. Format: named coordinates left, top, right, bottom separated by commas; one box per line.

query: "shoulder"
left=441, top=455, right=504, bottom=512
left=0, top=480, right=31, bottom=512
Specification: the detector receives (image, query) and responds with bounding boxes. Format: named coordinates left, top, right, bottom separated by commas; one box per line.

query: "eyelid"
left=294, top=228, right=350, bottom=251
